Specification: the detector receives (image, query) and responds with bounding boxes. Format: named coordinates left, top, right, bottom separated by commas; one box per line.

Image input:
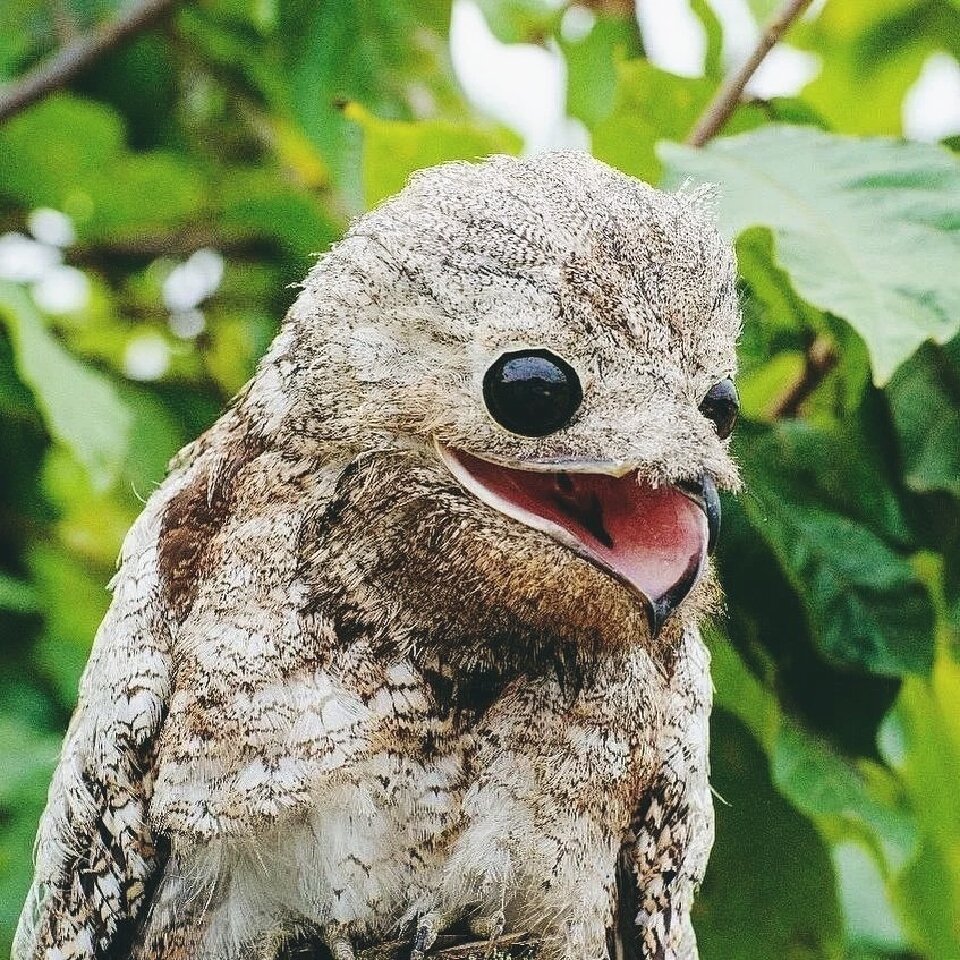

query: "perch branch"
left=770, top=335, right=837, bottom=420
left=686, top=0, right=814, bottom=147
left=0, top=0, right=183, bottom=125
left=357, top=931, right=534, bottom=959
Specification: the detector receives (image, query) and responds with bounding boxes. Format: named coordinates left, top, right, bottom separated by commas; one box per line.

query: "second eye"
left=483, top=349, right=583, bottom=437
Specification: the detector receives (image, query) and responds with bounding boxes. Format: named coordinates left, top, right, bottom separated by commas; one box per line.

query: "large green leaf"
left=561, top=12, right=643, bottom=128
left=661, top=127, right=960, bottom=383
left=711, top=632, right=917, bottom=951
left=695, top=710, right=843, bottom=959
left=0, top=282, right=132, bottom=490
left=0, top=96, right=124, bottom=206
left=735, top=421, right=934, bottom=676
left=474, top=0, right=561, bottom=43
left=880, top=642, right=960, bottom=958
left=885, top=337, right=960, bottom=498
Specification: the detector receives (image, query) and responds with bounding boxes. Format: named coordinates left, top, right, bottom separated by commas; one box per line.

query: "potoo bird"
left=15, top=152, right=741, bottom=960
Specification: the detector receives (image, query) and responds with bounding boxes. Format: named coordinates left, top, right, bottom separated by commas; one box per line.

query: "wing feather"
left=14, top=470, right=191, bottom=960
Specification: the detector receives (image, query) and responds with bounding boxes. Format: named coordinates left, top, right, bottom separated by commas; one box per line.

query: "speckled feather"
left=15, top=152, right=739, bottom=960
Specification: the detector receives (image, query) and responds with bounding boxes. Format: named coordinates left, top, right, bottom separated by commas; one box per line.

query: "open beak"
left=438, top=444, right=720, bottom=639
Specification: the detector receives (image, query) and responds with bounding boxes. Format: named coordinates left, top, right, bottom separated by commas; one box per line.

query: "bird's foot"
left=409, top=910, right=454, bottom=960
left=321, top=928, right=357, bottom=960
left=407, top=907, right=509, bottom=958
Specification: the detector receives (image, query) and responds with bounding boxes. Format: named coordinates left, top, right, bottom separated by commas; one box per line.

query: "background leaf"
left=661, top=127, right=960, bottom=383
left=0, top=282, right=131, bottom=490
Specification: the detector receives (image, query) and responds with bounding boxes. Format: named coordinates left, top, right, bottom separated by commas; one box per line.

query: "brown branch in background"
left=71, top=228, right=269, bottom=263
left=686, top=0, right=814, bottom=147
left=770, top=335, right=837, bottom=420
left=0, top=0, right=184, bottom=125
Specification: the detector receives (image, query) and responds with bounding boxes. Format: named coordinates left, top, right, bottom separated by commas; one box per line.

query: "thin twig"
left=770, top=335, right=837, bottom=420
left=0, top=0, right=184, bottom=125
left=686, top=0, right=814, bottom=147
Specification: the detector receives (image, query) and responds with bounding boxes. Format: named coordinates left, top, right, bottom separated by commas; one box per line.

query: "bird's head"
left=251, top=152, right=740, bottom=655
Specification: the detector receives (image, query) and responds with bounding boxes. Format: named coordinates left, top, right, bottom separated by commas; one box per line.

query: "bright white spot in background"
left=124, top=334, right=171, bottom=381
left=28, top=208, right=76, bottom=248
left=637, top=0, right=818, bottom=95
left=560, top=5, right=596, bottom=44
left=450, top=0, right=588, bottom=152
left=169, top=308, right=206, bottom=340
left=750, top=45, right=819, bottom=98
left=31, top=265, right=90, bottom=314
left=904, top=53, right=960, bottom=141
left=832, top=842, right=907, bottom=948
left=636, top=0, right=706, bottom=78
left=162, top=247, right=224, bottom=313
left=406, top=81, right=437, bottom=118
left=0, top=232, right=62, bottom=282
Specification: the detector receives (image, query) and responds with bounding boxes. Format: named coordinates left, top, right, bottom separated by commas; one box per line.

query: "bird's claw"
left=409, top=911, right=443, bottom=960
left=407, top=907, right=506, bottom=958
left=321, top=930, right=357, bottom=960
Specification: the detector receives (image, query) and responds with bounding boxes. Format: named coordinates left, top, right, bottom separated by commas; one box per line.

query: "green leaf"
left=0, top=94, right=202, bottom=240
left=881, top=645, right=960, bottom=958
left=710, top=632, right=916, bottom=952
left=474, top=0, right=561, bottom=43
left=346, top=104, right=521, bottom=209
left=81, top=153, right=204, bottom=241
left=773, top=724, right=916, bottom=871
left=0, top=95, right=124, bottom=208
left=660, top=127, right=960, bottom=383
left=0, top=719, right=60, bottom=955
left=0, top=282, right=132, bottom=490
left=885, top=338, right=960, bottom=498
left=285, top=0, right=459, bottom=206
left=0, top=573, right=38, bottom=613
left=737, top=421, right=934, bottom=676
left=561, top=12, right=642, bottom=128
left=696, top=710, right=843, bottom=959
left=219, top=173, right=340, bottom=261
left=690, top=0, right=724, bottom=79
left=790, top=0, right=960, bottom=136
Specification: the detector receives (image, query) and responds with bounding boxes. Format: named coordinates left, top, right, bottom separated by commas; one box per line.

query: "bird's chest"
left=255, top=735, right=473, bottom=932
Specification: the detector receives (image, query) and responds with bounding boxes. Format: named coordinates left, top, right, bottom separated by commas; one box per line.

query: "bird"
left=14, top=151, right=741, bottom=960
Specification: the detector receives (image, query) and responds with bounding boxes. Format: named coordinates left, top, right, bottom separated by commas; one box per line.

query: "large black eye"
left=483, top=349, right=583, bottom=437
left=700, top=378, right=739, bottom=439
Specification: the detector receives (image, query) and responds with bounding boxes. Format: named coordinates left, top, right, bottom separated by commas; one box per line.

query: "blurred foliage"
left=0, top=0, right=958, bottom=957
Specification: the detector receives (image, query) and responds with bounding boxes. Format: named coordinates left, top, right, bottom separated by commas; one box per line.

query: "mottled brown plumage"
left=16, top=152, right=740, bottom=960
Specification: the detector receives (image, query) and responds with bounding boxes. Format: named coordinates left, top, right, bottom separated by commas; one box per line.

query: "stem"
left=770, top=335, right=837, bottom=420
left=0, top=0, right=183, bottom=125
left=686, top=0, right=814, bottom=147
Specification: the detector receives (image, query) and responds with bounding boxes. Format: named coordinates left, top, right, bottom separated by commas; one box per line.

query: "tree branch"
left=686, top=0, right=814, bottom=147
left=357, top=932, right=534, bottom=959
left=0, top=0, right=184, bottom=125
left=770, top=335, right=837, bottom=420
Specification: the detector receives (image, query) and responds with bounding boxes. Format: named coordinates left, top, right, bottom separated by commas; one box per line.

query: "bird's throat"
left=438, top=446, right=709, bottom=636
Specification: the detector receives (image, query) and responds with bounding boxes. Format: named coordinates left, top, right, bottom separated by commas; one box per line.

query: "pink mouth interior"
left=442, top=448, right=708, bottom=612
